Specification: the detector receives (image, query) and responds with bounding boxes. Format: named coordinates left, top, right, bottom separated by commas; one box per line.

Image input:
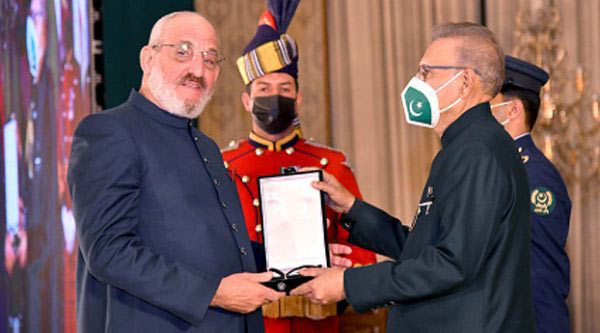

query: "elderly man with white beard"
left=67, top=11, right=284, bottom=332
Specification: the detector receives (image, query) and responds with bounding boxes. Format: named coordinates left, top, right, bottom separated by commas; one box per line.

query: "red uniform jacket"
left=222, top=130, right=376, bottom=333
left=222, top=130, right=375, bottom=265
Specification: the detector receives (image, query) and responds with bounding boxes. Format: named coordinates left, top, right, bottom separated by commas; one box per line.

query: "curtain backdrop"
left=194, top=0, right=329, bottom=147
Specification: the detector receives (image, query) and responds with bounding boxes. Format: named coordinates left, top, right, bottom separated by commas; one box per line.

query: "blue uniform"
left=517, top=133, right=571, bottom=332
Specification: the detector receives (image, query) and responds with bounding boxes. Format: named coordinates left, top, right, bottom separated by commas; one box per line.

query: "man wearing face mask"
left=491, top=56, right=571, bottom=333
left=221, top=1, right=377, bottom=332
left=291, top=22, right=535, bottom=332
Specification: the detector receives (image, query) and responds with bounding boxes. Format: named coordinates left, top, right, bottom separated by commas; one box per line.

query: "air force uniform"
left=504, top=56, right=572, bottom=332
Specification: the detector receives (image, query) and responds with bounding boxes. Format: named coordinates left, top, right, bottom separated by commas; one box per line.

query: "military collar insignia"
left=517, top=147, right=530, bottom=164
left=531, top=187, right=556, bottom=216
left=248, top=129, right=301, bottom=152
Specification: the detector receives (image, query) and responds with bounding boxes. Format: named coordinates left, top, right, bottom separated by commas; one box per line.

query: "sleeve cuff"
left=340, top=199, right=366, bottom=232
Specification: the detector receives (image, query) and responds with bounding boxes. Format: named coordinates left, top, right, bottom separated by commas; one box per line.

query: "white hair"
left=148, top=11, right=212, bottom=45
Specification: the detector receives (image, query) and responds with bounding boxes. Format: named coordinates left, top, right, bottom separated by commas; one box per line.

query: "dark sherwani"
left=68, top=90, right=264, bottom=332
left=343, top=103, right=535, bottom=332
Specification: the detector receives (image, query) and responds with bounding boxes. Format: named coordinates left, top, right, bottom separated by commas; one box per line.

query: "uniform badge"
left=518, top=147, right=529, bottom=163
left=411, top=186, right=435, bottom=229
left=530, top=187, right=556, bottom=216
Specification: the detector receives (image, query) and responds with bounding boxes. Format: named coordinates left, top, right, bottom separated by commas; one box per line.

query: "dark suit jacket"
left=68, top=91, right=263, bottom=332
left=343, top=103, right=535, bottom=332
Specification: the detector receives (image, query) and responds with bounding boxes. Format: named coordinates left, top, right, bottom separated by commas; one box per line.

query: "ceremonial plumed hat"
left=504, top=55, right=549, bottom=94
left=237, top=0, right=300, bottom=85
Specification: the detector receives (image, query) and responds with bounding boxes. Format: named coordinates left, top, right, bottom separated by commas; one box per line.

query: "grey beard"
left=147, top=68, right=213, bottom=119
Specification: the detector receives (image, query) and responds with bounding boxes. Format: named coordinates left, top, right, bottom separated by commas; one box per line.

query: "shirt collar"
left=441, top=102, right=492, bottom=148
left=514, top=132, right=531, bottom=141
left=248, top=129, right=301, bottom=151
left=515, top=132, right=535, bottom=148
left=127, top=89, right=197, bottom=128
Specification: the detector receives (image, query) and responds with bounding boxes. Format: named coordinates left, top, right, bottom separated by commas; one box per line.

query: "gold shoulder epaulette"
left=304, top=140, right=357, bottom=172
left=220, top=139, right=243, bottom=153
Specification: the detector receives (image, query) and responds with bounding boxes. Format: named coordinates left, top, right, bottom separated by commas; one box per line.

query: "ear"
left=295, top=91, right=303, bottom=109
left=140, top=46, right=153, bottom=74
left=241, top=91, right=252, bottom=112
left=508, top=99, right=525, bottom=121
left=460, top=69, right=475, bottom=98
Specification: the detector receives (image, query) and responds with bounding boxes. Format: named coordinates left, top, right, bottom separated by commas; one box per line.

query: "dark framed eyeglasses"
left=151, top=41, right=225, bottom=70
left=417, top=64, right=482, bottom=81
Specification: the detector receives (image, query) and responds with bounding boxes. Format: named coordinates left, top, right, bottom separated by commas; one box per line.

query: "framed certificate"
left=257, top=170, right=330, bottom=292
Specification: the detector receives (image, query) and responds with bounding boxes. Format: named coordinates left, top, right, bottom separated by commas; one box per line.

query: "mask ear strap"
left=434, top=70, right=464, bottom=93
left=490, top=101, right=513, bottom=109
left=440, top=96, right=462, bottom=113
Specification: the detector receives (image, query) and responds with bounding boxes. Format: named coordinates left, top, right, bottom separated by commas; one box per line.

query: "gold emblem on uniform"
left=320, top=158, right=329, bottom=166
left=242, top=175, right=250, bottom=183
left=255, top=148, right=264, bottom=156
left=530, top=187, right=556, bottom=216
left=518, top=147, right=529, bottom=163
left=285, top=147, right=294, bottom=155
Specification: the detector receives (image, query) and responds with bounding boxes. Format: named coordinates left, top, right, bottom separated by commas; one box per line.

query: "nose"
left=188, top=55, right=206, bottom=77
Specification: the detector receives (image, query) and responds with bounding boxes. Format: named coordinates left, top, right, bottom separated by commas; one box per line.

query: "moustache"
left=178, top=74, right=206, bottom=89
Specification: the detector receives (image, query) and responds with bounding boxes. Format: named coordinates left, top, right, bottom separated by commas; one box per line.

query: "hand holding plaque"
left=257, top=170, right=330, bottom=294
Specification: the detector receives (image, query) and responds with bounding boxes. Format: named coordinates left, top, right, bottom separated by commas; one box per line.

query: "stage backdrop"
left=1, top=0, right=92, bottom=332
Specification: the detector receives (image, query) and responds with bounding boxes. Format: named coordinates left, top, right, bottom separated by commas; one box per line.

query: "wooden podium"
left=262, top=296, right=337, bottom=319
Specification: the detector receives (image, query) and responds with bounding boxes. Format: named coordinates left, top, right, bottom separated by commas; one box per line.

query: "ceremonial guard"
left=222, top=1, right=376, bottom=332
left=491, top=55, right=572, bottom=332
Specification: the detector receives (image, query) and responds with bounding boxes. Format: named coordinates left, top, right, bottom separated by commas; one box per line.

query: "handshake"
left=210, top=169, right=357, bottom=314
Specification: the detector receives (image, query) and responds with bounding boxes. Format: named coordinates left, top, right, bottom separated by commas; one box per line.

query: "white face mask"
left=490, top=101, right=512, bottom=126
left=401, top=70, right=464, bottom=128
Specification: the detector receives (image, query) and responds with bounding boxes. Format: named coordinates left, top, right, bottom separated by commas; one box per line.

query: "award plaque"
left=257, top=169, right=330, bottom=294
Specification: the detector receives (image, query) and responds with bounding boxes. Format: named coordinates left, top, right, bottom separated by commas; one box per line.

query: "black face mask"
left=251, top=95, right=297, bottom=135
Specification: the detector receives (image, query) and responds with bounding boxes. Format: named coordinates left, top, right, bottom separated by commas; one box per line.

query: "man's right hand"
left=305, top=169, right=355, bottom=214
left=210, top=272, right=285, bottom=313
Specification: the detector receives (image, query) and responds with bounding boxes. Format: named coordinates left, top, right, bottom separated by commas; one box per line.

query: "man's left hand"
left=329, top=243, right=352, bottom=268
left=290, top=267, right=346, bottom=304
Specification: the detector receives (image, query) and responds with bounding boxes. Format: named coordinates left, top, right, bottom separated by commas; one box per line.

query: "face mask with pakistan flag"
left=400, top=70, right=464, bottom=128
